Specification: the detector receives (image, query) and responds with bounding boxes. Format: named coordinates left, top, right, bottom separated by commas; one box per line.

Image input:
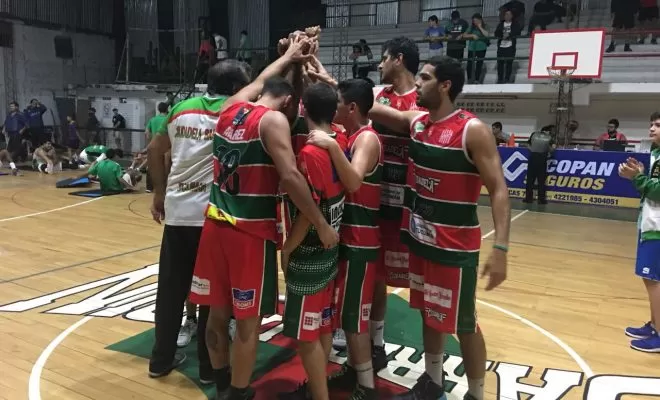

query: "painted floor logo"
left=1, top=265, right=659, bottom=399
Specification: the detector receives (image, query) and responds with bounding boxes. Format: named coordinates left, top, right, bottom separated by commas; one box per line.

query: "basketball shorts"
left=282, top=281, right=335, bottom=342
left=409, top=253, right=478, bottom=334
left=190, top=219, right=278, bottom=319
left=635, top=238, right=660, bottom=282
left=335, top=257, right=376, bottom=334
left=376, top=219, right=410, bottom=287
left=639, top=7, right=659, bottom=22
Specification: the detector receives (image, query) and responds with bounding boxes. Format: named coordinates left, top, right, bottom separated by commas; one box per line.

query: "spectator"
left=24, top=99, right=48, bottom=147
left=86, top=107, right=100, bottom=145
left=112, top=108, right=126, bottom=150
left=350, top=39, right=374, bottom=81
left=500, top=0, right=526, bottom=25
left=214, top=33, right=229, bottom=61
left=492, top=122, right=516, bottom=147
left=495, top=10, right=522, bottom=84
left=65, top=113, right=82, bottom=161
left=165, top=92, right=178, bottom=108
left=236, top=29, right=252, bottom=65
left=528, top=0, right=557, bottom=35
left=607, top=0, right=640, bottom=52
left=197, top=32, right=215, bottom=83
left=144, top=102, right=169, bottom=193
left=637, top=0, right=658, bottom=44
left=3, top=101, right=27, bottom=161
left=525, top=128, right=556, bottom=204
left=424, top=15, right=445, bottom=58
left=464, top=13, right=490, bottom=84
left=595, top=118, right=628, bottom=149
left=445, top=10, right=469, bottom=61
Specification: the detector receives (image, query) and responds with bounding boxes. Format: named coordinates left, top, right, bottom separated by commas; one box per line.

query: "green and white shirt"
left=636, top=148, right=660, bottom=241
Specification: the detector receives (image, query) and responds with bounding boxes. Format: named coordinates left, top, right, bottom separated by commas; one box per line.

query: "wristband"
left=493, top=244, right=508, bottom=253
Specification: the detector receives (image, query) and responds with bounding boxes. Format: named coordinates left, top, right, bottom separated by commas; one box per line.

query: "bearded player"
left=365, top=36, right=423, bottom=370
left=368, top=56, right=510, bottom=400
left=279, top=82, right=347, bottom=400
left=190, top=36, right=340, bottom=400
left=307, top=79, right=382, bottom=399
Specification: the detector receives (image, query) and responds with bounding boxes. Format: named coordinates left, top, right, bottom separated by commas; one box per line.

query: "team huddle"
left=149, top=28, right=511, bottom=400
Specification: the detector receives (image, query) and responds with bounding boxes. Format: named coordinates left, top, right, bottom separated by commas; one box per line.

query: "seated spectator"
left=495, top=10, right=522, bottom=84
left=500, top=0, right=526, bottom=26
left=492, top=122, right=516, bottom=147
left=607, top=0, right=639, bottom=52
left=350, top=39, right=375, bottom=81
left=424, top=15, right=446, bottom=58
left=595, top=119, right=628, bottom=149
left=464, top=13, right=490, bottom=84
left=528, top=0, right=557, bottom=35
left=445, top=11, right=469, bottom=61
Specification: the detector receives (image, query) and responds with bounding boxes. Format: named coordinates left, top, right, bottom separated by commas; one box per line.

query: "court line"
left=0, top=197, right=102, bottom=223
left=392, top=208, right=595, bottom=377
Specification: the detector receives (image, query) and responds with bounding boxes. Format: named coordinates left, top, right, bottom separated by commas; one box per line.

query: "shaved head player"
left=369, top=56, right=510, bottom=400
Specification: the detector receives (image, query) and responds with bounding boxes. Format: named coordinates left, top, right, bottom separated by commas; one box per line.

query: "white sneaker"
left=177, top=319, right=197, bottom=348
left=332, top=329, right=347, bottom=351
left=228, top=318, right=237, bottom=341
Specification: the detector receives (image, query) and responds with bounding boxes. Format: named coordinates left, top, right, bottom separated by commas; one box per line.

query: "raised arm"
left=467, top=119, right=510, bottom=291
left=260, top=111, right=339, bottom=249
left=368, top=103, right=421, bottom=135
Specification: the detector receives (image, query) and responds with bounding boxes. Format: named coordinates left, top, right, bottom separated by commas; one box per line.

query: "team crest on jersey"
left=413, top=121, right=426, bottom=135
left=378, top=97, right=391, bottom=106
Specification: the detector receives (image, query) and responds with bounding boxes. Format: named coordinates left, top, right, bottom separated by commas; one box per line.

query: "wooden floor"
left=0, top=170, right=659, bottom=400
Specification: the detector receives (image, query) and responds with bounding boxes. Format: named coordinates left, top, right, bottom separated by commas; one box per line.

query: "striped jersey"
left=401, top=110, right=482, bottom=268
left=206, top=102, right=279, bottom=243
left=372, top=85, right=424, bottom=223
left=287, top=131, right=347, bottom=295
left=157, top=94, right=226, bottom=227
left=339, top=126, right=383, bottom=261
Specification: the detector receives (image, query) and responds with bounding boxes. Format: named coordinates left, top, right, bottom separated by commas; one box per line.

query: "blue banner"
left=487, top=148, right=651, bottom=208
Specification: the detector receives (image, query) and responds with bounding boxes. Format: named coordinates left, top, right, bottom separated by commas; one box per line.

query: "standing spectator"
left=214, top=33, right=229, bottom=61
left=197, top=31, right=215, bottom=83
left=86, top=107, right=100, bottom=144
left=607, top=0, right=640, bottom=52
left=525, top=128, right=555, bottom=204
left=112, top=108, right=126, bottom=150
left=66, top=113, right=82, bottom=162
left=445, top=10, right=469, bottom=61
left=144, top=102, right=169, bottom=193
left=236, top=30, right=252, bottom=65
left=500, top=0, right=526, bottom=25
left=165, top=92, right=178, bottom=108
left=350, top=39, right=375, bottom=82
left=528, top=0, right=557, bottom=34
left=595, top=118, right=628, bottom=149
left=424, top=15, right=445, bottom=58
left=637, top=0, right=658, bottom=44
left=24, top=99, right=47, bottom=147
left=3, top=101, right=27, bottom=161
left=464, top=13, right=490, bottom=84
left=495, top=10, right=522, bottom=84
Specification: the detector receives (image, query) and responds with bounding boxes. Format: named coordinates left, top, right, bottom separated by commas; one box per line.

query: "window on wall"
left=420, top=0, right=455, bottom=21
left=0, top=21, right=12, bottom=48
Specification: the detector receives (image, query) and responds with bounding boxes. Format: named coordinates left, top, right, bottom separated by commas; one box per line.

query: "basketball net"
left=546, top=66, right=576, bottom=85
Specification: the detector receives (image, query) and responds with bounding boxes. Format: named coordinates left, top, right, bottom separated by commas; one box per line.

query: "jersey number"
left=216, top=146, right=242, bottom=195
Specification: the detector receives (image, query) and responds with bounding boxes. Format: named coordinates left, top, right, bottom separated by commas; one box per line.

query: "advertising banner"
left=483, top=148, right=651, bottom=208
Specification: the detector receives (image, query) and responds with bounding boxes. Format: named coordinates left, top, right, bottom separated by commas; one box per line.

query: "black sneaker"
left=349, top=384, right=378, bottom=400
left=277, top=382, right=310, bottom=399
left=148, top=352, right=187, bottom=378
left=372, top=344, right=388, bottom=372
left=624, top=44, right=633, bottom=52
left=606, top=43, right=615, bottom=53
left=390, top=373, right=446, bottom=400
left=327, top=364, right=357, bottom=391
left=223, top=386, right=255, bottom=400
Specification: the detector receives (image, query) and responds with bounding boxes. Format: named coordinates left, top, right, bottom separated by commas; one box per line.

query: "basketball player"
left=368, top=56, right=510, bottom=400
left=147, top=60, right=252, bottom=384
left=367, top=36, right=422, bottom=370
left=190, top=36, right=339, bottom=400
left=0, top=149, right=18, bottom=175
left=32, top=141, right=59, bottom=173
left=307, top=79, right=382, bottom=399
left=279, top=82, right=347, bottom=400
left=79, top=144, right=108, bottom=165
left=619, top=111, right=660, bottom=353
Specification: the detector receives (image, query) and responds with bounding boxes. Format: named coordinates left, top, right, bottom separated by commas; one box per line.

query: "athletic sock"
left=214, top=366, right=231, bottom=391
left=467, top=378, right=485, bottom=400
left=370, top=320, right=385, bottom=347
left=354, top=361, right=375, bottom=389
left=9, top=162, right=16, bottom=169
left=425, top=353, right=444, bottom=386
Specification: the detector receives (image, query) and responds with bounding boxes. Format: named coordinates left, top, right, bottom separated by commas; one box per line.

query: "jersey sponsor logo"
left=502, top=151, right=529, bottom=181
left=191, top=276, right=210, bottom=296
left=381, top=185, right=405, bottom=206
left=438, top=129, right=454, bottom=145
left=424, top=284, right=452, bottom=309
left=424, top=307, right=447, bottom=322
left=377, top=96, right=391, bottom=106
left=2, top=265, right=660, bottom=399
left=302, top=312, right=321, bottom=330
left=388, top=271, right=409, bottom=281
left=330, top=201, right=344, bottom=232
left=321, top=307, right=333, bottom=327
left=415, top=174, right=440, bottom=193
left=384, top=143, right=406, bottom=159
left=174, top=125, right=214, bottom=141
left=384, top=251, right=409, bottom=269
left=361, top=303, right=372, bottom=321
left=410, top=214, right=437, bottom=244
left=413, top=121, right=426, bottom=135
left=232, top=288, right=256, bottom=309
left=177, top=181, right=209, bottom=193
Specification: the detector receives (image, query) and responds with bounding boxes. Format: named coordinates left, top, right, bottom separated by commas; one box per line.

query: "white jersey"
left=163, top=94, right=227, bottom=226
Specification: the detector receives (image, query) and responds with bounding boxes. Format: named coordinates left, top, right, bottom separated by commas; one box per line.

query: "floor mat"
left=56, top=176, right=92, bottom=188
left=68, top=189, right=126, bottom=197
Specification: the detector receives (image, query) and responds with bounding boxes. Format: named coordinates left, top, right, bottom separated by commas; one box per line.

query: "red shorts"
left=376, top=219, right=410, bottom=288
left=282, top=282, right=335, bottom=342
left=335, top=258, right=376, bottom=334
left=408, top=253, right=478, bottom=334
left=190, top=219, right=278, bottom=320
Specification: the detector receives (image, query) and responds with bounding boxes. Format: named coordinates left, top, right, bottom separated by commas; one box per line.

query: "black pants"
left=146, top=169, right=153, bottom=191
left=6, top=132, right=24, bottom=161
left=466, top=50, right=486, bottom=82
left=446, top=47, right=465, bottom=61
left=525, top=152, right=548, bottom=203
left=150, top=225, right=211, bottom=374
left=497, top=46, right=516, bottom=83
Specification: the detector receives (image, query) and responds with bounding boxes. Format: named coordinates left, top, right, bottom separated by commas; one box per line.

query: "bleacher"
left=317, top=5, right=660, bottom=85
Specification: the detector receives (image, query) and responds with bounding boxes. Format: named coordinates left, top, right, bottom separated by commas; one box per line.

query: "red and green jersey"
left=206, top=102, right=279, bottom=242
left=339, top=126, right=383, bottom=261
left=372, top=86, right=425, bottom=223
left=287, top=131, right=347, bottom=295
left=401, top=110, right=482, bottom=268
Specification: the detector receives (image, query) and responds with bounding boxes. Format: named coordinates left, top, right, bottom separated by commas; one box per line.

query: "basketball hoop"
left=546, top=66, right=576, bottom=83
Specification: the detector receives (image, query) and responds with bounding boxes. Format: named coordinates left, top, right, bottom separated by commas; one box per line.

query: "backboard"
left=528, top=29, right=606, bottom=79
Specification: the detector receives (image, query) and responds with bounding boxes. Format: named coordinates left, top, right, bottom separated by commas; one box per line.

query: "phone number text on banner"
left=482, top=148, right=651, bottom=208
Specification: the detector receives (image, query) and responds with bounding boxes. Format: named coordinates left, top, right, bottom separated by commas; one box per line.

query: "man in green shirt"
left=144, top=102, right=169, bottom=192
left=79, top=144, right=108, bottom=165
left=88, top=148, right=136, bottom=193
